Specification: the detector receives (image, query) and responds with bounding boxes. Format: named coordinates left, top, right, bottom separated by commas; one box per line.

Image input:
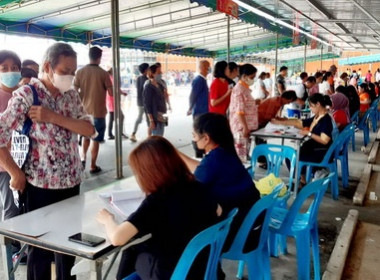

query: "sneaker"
left=130, top=134, right=137, bottom=142
left=313, top=168, right=329, bottom=181
left=108, top=135, right=115, bottom=140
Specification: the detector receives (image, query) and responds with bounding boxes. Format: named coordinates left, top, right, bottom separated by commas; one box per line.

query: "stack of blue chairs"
left=370, top=97, right=380, bottom=132
left=222, top=185, right=282, bottom=280
left=269, top=175, right=332, bottom=280
left=358, top=107, right=374, bottom=147
left=350, top=111, right=359, bottom=151
left=335, top=123, right=355, bottom=188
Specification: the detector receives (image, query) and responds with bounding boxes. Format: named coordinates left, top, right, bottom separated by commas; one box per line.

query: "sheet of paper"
left=111, top=199, right=143, bottom=218
left=264, top=122, right=301, bottom=136
left=111, top=189, right=144, bottom=202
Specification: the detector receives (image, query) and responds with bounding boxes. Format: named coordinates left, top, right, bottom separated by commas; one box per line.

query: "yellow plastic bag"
left=254, top=173, right=287, bottom=197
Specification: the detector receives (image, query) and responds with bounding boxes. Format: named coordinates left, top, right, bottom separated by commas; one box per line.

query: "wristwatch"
left=308, top=132, right=312, bottom=137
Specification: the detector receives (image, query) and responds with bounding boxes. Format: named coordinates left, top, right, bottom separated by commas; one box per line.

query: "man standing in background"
left=74, top=46, right=113, bottom=174
left=187, top=60, right=211, bottom=158
left=274, top=66, right=288, bottom=97
left=155, top=62, right=172, bottom=111
left=21, top=59, right=39, bottom=76
left=130, top=63, right=149, bottom=142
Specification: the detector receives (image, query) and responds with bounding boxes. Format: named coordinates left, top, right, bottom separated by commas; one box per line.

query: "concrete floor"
left=1, top=88, right=379, bottom=279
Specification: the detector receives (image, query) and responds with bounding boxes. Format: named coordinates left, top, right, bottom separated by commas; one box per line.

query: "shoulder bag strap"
left=21, top=85, right=40, bottom=135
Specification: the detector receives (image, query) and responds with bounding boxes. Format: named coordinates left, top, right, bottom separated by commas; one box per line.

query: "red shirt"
left=333, top=110, right=349, bottom=131
left=359, top=93, right=370, bottom=112
left=209, top=78, right=230, bottom=115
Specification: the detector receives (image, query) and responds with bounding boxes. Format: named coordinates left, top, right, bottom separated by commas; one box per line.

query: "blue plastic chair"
left=222, top=184, right=283, bottom=280
left=370, top=98, right=380, bottom=132
left=296, top=128, right=352, bottom=200
left=335, top=123, right=355, bottom=188
left=350, top=110, right=359, bottom=151
left=123, top=209, right=238, bottom=280
left=269, top=175, right=332, bottom=280
left=287, top=108, right=301, bottom=118
left=357, top=107, right=373, bottom=147
left=249, top=144, right=297, bottom=190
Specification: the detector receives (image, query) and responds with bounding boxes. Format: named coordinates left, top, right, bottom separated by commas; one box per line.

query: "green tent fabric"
left=339, top=53, right=380, bottom=66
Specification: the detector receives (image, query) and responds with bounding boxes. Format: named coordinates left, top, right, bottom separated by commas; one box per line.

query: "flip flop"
left=90, top=166, right=102, bottom=174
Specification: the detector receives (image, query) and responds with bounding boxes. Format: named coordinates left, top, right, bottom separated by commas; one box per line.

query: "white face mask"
left=245, top=77, right=255, bottom=86
left=52, top=73, right=74, bottom=94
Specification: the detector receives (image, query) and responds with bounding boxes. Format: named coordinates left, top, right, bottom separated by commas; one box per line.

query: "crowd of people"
left=0, top=41, right=379, bottom=280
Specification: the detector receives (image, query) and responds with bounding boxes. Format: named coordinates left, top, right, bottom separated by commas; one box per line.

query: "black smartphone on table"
left=68, top=233, right=106, bottom=247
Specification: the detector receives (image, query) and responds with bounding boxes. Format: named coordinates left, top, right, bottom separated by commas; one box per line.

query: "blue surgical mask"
left=155, top=74, right=162, bottom=81
left=0, top=71, right=21, bottom=88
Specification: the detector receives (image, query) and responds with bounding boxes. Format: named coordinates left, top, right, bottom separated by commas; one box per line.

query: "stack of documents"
left=99, top=189, right=145, bottom=218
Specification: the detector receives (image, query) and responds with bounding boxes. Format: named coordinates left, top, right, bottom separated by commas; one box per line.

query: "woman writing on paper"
left=271, top=93, right=334, bottom=184
left=97, top=136, right=219, bottom=280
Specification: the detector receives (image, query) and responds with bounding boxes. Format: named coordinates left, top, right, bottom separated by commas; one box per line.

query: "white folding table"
left=0, top=176, right=145, bottom=280
left=251, top=128, right=306, bottom=196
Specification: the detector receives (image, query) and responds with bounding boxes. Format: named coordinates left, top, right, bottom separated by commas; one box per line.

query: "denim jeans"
left=152, top=122, right=165, bottom=136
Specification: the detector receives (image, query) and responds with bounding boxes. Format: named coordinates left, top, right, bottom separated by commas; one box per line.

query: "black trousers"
left=25, top=183, right=80, bottom=280
left=108, top=111, right=125, bottom=137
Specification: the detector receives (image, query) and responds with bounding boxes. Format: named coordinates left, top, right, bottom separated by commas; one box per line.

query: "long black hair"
left=308, top=93, right=332, bottom=108
left=193, top=113, right=237, bottom=156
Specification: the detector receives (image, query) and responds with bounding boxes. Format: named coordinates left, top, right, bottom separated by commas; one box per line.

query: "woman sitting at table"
left=97, top=136, right=220, bottom=280
left=179, top=113, right=260, bottom=253
left=271, top=93, right=333, bottom=185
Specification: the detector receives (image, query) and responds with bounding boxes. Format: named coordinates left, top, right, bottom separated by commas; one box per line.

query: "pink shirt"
left=106, top=74, right=114, bottom=112
left=229, top=82, right=258, bottom=133
left=366, top=73, right=372, bottom=82
left=309, top=84, right=319, bottom=96
left=0, top=88, right=13, bottom=172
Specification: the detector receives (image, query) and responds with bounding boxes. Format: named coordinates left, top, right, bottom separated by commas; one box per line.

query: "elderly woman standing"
left=229, top=64, right=259, bottom=162
left=0, top=43, right=95, bottom=280
left=144, top=64, right=167, bottom=136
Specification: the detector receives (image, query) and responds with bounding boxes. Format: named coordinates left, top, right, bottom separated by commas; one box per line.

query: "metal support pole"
left=111, top=0, right=123, bottom=179
left=274, top=33, right=279, bottom=75
left=320, top=46, right=323, bottom=71
left=227, top=15, right=231, bottom=62
left=165, top=53, right=168, bottom=74
left=303, top=43, right=307, bottom=72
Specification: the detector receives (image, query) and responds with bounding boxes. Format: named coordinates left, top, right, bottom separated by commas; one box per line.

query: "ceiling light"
left=234, top=0, right=332, bottom=46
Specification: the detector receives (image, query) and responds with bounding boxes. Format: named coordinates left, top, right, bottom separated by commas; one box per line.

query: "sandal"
left=90, top=166, right=102, bottom=174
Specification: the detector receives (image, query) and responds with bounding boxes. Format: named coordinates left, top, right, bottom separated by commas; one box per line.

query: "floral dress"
left=229, top=81, right=258, bottom=162
left=0, top=78, right=93, bottom=189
